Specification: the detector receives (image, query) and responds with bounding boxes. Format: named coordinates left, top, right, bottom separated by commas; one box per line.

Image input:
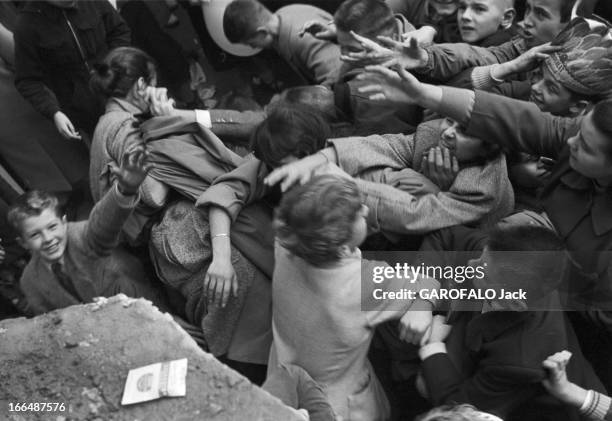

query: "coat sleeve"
left=13, top=22, right=61, bottom=120
left=293, top=32, right=341, bottom=87
left=354, top=166, right=501, bottom=235
left=437, top=87, right=579, bottom=159
left=209, top=109, right=266, bottom=143
left=363, top=258, right=440, bottom=326
left=419, top=38, right=526, bottom=82
left=330, top=133, right=416, bottom=176
left=195, top=157, right=269, bottom=221
left=100, top=0, right=131, bottom=48
left=83, top=185, right=138, bottom=257
left=422, top=352, right=543, bottom=416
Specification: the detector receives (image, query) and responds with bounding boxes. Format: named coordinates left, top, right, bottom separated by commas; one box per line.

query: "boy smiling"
left=9, top=145, right=165, bottom=315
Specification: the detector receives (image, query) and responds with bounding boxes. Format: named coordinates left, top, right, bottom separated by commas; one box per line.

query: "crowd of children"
left=1, top=0, right=612, bottom=420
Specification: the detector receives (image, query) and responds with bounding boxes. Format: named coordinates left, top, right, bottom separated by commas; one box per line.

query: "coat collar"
left=105, top=97, right=144, bottom=116
left=22, top=1, right=78, bottom=15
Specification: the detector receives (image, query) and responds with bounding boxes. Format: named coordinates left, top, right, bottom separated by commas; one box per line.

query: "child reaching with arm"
left=271, top=174, right=438, bottom=421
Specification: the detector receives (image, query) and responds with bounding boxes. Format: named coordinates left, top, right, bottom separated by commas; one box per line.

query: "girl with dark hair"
left=89, top=46, right=274, bottom=376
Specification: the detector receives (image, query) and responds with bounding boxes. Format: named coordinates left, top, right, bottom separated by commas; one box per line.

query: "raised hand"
left=421, top=147, right=460, bottom=191
left=146, top=87, right=176, bottom=117
left=508, top=42, right=561, bottom=73
left=492, top=42, right=562, bottom=81
left=356, top=62, right=424, bottom=105
left=341, top=31, right=395, bottom=67
left=401, top=26, right=437, bottom=46
left=376, top=35, right=429, bottom=69
left=264, top=152, right=329, bottom=192
left=110, top=144, right=152, bottom=195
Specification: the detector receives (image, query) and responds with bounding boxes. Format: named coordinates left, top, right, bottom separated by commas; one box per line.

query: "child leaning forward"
left=270, top=173, right=439, bottom=421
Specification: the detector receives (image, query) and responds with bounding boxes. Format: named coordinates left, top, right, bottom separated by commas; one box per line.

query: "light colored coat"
left=331, top=119, right=515, bottom=234
left=271, top=243, right=439, bottom=421
left=275, top=4, right=342, bottom=87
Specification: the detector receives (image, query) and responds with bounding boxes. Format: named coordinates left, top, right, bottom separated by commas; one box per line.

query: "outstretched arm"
left=357, top=64, right=578, bottom=158
left=85, top=144, right=151, bottom=256
left=204, top=207, right=238, bottom=309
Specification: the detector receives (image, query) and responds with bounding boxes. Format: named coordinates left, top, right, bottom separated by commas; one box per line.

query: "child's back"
left=271, top=243, right=390, bottom=421
left=270, top=175, right=438, bottom=420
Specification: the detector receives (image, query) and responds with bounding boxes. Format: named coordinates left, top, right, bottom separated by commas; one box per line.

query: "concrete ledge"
left=0, top=294, right=303, bottom=421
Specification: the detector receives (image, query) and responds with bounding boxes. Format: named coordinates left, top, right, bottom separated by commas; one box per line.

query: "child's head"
left=521, top=0, right=576, bottom=47
left=530, top=22, right=612, bottom=116
left=438, top=118, right=502, bottom=162
left=275, top=175, right=368, bottom=267
left=334, top=0, right=398, bottom=55
left=223, top=0, right=275, bottom=49
left=90, top=47, right=157, bottom=102
left=457, top=0, right=516, bottom=43
left=251, top=104, right=331, bottom=168
left=269, top=85, right=338, bottom=122
left=417, top=404, right=504, bottom=421
left=430, top=0, right=460, bottom=17
left=8, top=190, right=67, bottom=264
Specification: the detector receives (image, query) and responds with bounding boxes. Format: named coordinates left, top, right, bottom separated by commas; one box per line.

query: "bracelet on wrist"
left=212, top=233, right=230, bottom=239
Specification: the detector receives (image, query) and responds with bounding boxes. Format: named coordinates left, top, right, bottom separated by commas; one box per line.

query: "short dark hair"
left=485, top=225, right=567, bottom=300
left=90, top=47, right=157, bottom=99
left=275, top=85, right=338, bottom=122
left=334, top=0, right=397, bottom=39
left=275, top=175, right=363, bottom=267
left=8, top=190, right=62, bottom=233
left=251, top=104, right=331, bottom=168
left=591, top=99, right=612, bottom=160
left=223, top=0, right=271, bottom=43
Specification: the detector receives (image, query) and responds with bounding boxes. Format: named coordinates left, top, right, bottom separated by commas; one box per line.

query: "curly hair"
left=8, top=190, right=62, bottom=233
left=417, top=404, right=503, bottom=421
left=274, top=175, right=363, bottom=267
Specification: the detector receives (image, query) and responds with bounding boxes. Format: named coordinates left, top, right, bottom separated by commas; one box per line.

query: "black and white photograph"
left=1, top=0, right=612, bottom=419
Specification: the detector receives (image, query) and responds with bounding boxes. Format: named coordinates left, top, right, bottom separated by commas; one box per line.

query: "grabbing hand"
left=111, top=144, right=152, bottom=195
left=508, top=42, right=561, bottom=74
left=204, top=257, right=238, bottom=308
left=399, top=309, right=433, bottom=345
left=146, top=87, right=175, bottom=117
left=420, top=147, right=459, bottom=191
left=341, top=31, right=395, bottom=67
left=357, top=62, right=424, bottom=105
left=264, top=153, right=329, bottom=192
left=542, top=350, right=574, bottom=400
left=401, top=26, right=437, bottom=46
left=53, top=111, right=81, bottom=140
left=424, top=314, right=452, bottom=344
left=299, top=20, right=337, bottom=41
left=343, top=33, right=428, bottom=70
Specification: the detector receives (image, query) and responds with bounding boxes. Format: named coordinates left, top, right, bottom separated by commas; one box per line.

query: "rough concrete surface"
left=0, top=294, right=303, bottom=421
